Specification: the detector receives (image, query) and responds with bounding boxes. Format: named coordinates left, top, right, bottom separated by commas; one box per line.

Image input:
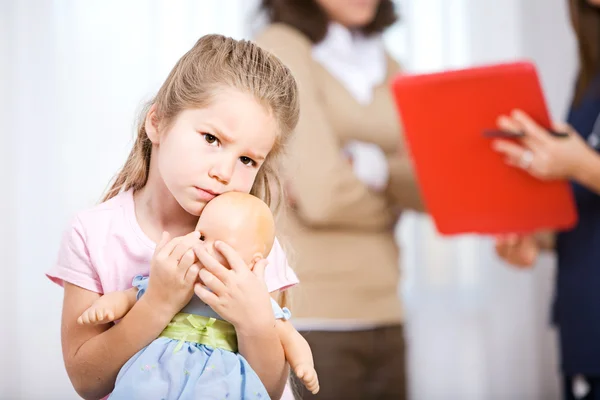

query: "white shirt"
left=312, top=23, right=390, bottom=193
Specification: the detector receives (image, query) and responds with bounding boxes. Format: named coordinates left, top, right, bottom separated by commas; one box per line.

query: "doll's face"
left=195, top=192, right=275, bottom=268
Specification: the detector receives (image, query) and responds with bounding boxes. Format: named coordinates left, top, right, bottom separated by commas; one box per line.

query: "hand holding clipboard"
left=390, top=61, right=578, bottom=235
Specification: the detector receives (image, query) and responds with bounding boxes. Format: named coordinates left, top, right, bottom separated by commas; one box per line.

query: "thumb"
left=252, top=258, right=269, bottom=281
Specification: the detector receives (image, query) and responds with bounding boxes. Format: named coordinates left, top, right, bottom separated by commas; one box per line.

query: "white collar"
left=311, top=22, right=386, bottom=105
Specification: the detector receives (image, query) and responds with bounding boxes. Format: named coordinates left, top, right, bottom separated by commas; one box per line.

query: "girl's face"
left=147, top=88, right=278, bottom=216
left=315, top=0, right=381, bottom=28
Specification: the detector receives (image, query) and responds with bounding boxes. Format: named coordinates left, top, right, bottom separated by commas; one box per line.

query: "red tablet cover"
left=390, top=61, right=578, bottom=235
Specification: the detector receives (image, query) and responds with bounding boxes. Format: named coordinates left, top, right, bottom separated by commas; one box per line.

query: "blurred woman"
left=255, top=1, right=423, bottom=399
left=494, top=1, right=600, bottom=398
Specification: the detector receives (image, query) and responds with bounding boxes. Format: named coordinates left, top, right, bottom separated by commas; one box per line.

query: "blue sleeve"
left=131, top=275, right=149, bottom=301
left=270, top=298, right=292, bottom=321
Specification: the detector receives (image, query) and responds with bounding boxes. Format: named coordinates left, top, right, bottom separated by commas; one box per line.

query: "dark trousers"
left=295, top=325, right=406, bottom=400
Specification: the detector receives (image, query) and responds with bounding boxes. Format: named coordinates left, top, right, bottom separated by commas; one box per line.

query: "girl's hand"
left=143, top=231, right=201, bottom=317
left=491, top=110, right=593, bottom=180
left=494, top=234, right=539, bottom=268
left=193, top=241, right=274, bottom=334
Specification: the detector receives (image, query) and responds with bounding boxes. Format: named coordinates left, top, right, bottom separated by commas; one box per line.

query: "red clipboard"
left=390, top=61, right=578, bottom=235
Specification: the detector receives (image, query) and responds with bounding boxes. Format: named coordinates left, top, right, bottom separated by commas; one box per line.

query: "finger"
left=506, top=234, right=518, bottom=246
left=81, top=311, right=91, bottom=325
left=519, top=240, right=537, bottom=266
left=194, top=283, right=219, bottom=306
left=512, top=109, right=550, bottom=144
left=158, top=235, right=185, bottom=259
left=552, top=121, right=575, bottom=136
left=214, top=241, right=247, bottom=273
left=77, top=313, right=85, bottom=325
left=154, top=231, right=171, bottom=255
left=95, top=309, right=104, bottom=321
left=252, top=258, right=269, bottom=282
left=184, top=262, right=201, bottom=285
left=178, top=249, right=196, bottom=270
left=168, top=231, right=201, bottom=263
left=495, top=242, right=509, bottom=260
left=491, top=139, right=529, bottom=166
left=199, top=268, right=227, bottom=296
left=106, top=311, right=114, bottom=321
left=505, top=241, right=532, bottom=267
left=495, top=235, right=519, bottom=259
left=497, top=115, right=521, bottom=134
left=194, top=244, right=231, bottom=283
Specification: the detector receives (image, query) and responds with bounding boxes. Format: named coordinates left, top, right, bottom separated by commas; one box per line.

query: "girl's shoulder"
left=74, top=190, right=133, bottom=230
left=47, top=190, right=143, bottom=294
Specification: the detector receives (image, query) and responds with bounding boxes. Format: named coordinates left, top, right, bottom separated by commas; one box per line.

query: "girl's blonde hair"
left=102, top=34, right=299, bottom=218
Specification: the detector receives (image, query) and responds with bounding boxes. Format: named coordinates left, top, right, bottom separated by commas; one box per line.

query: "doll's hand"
left=77, top=291, right=132, bottom=325
left=295, top=363, right=320, bottom=394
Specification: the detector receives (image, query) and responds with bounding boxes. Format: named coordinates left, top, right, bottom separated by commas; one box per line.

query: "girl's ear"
left=145, top=104, right=161, bottom=144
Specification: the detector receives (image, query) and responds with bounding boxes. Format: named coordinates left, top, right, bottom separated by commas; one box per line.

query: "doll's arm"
left=275, top=320, right=319, bottom=394
left=77, top=287, right=138, bottom=325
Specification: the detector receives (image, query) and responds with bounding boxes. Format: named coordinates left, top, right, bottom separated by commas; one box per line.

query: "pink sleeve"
left=46, top=216, right=103, bottom=294
left=264, top=238, right=299, bottom=293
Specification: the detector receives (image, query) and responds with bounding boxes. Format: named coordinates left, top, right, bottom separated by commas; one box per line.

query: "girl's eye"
left=203, top=133, right=219, bottom=146
left=240, top=156, right=256, bottom=167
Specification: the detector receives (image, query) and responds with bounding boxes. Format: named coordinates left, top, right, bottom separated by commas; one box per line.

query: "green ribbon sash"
left=159, top=313, right=238, bottom=353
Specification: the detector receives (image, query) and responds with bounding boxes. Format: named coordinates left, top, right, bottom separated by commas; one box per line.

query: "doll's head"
left=195, top=192, right=275, bottom=268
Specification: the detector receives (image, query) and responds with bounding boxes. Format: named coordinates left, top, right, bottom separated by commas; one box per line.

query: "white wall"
left=0, top=0, right=19, bottom=397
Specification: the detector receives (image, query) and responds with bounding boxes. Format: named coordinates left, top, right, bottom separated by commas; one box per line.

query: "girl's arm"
left=236, top=321, right=289, bottom=399
left=61, top=283, right=175, bottom=399
left=61, top=231, right=201, bottom=399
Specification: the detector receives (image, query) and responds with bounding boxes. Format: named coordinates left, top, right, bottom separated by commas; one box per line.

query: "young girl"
left=47, top=34, right=300, bottom=400
left=77, top=192, right=319, bottom=398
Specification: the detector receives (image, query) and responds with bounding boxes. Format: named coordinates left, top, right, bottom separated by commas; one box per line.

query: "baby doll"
left=78, top=192, right=319, bottom=399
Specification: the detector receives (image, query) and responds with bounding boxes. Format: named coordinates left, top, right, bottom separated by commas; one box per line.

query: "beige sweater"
left=255, top=24, right=423, bottom=326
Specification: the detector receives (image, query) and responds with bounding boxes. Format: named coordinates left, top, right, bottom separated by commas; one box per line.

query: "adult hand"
left=492, top=109, right=592, bottom=180
left=494, top=234, right=539, bottom=268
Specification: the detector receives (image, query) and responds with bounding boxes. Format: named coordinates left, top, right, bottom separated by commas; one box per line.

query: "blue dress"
left=108, top=276, right=291, bottom=400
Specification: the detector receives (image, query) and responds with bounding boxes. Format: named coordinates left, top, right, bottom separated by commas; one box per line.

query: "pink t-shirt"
left=47, top=189, right=298, bottom=399
left=47, top=189, right=298, bottom=294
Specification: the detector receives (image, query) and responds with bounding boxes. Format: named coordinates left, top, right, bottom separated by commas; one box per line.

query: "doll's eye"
left=199, top=234, right=205, bottom=241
